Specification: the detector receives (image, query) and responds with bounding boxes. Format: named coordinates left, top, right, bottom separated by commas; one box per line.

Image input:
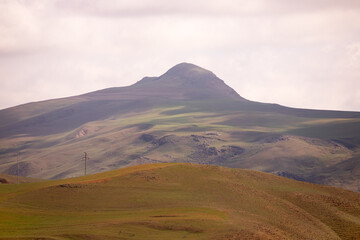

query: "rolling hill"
left=1, top=163, right=360, bottom=239
left=0, top=63, right=359, bottom=191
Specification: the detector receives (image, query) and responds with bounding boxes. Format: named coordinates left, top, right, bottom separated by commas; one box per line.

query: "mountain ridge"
left=87, top=62, right=242, bottom=101
left=0, top=63, right=359, bottom=192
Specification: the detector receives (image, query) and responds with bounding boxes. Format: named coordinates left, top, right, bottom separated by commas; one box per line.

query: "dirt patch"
left=57, top=183, right=91, bottom=188
left=128, top=171, right=160, bottom=182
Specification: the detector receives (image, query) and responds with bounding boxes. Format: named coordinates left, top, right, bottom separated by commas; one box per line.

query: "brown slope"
left=2, top=163, right=360, bottom=239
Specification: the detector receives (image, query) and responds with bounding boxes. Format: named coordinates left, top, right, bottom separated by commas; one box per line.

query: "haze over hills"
left=1, top=163, right=360, bottom=239
left=0, top=63, right=359, bottom=191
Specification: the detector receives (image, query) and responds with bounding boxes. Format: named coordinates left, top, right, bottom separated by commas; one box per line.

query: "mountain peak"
left=135, top=63, right=242, bottom=100
left=162, top=62, right=216, bottom=79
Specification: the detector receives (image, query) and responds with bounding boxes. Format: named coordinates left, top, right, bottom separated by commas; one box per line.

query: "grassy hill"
left=0, top=163, right=360, bottom=239
left=0, top=63, right=359, bottom=192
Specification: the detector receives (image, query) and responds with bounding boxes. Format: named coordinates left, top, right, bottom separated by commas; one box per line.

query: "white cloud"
left=0, top=0, right=359, bottom=111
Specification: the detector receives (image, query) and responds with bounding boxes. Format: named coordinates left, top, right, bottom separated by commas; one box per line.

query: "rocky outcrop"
left=137, top=133, right=244, bottom=165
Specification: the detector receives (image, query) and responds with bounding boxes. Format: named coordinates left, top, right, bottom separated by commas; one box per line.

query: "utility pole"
left=83, top=152, right=89, bottom=176
left=17, top=151, right=19, bottom=184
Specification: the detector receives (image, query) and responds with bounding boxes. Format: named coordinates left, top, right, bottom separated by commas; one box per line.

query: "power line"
left=17, top=151, right=19, bottom=184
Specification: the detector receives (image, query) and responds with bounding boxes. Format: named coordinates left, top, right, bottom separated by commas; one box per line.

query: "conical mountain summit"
left=133, top=62, right=242, bottom=100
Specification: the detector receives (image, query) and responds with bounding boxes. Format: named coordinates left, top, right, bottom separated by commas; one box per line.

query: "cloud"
left=0, top=0, right=359, bottom=111
left=53, top=0, right=360, bottom=18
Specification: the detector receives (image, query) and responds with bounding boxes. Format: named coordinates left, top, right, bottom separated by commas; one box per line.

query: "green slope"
left=1, top=101, right=359, bottom=191
left=1, top=163, right=360, bottom=239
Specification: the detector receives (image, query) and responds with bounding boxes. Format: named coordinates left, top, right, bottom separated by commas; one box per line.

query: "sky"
left=0, top=0, right=359, bottom=111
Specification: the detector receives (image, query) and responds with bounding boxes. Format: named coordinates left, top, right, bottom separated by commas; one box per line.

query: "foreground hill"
left=0, top=63, right=359, bottom=191
left=0, top=163, right=360, bottom=239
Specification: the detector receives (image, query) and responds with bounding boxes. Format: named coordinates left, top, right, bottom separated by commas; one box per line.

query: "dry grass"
left=1, top=163, right=360, bottom=239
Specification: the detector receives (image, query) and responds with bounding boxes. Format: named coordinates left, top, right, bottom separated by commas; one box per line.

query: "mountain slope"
left=1, top=62, right=358, bottom=137
left=1, top=163, right=360, bottom=239
left=0, top=63, right=243, bottom=137
left=0, top=63, right=359, bottom=191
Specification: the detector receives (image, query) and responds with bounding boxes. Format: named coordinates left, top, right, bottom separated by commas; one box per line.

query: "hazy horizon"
left=1, top=0, right=359, bottom=111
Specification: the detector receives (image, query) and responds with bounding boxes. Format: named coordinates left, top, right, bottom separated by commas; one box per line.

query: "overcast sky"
left=0, top=0, right=359, bottom=111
